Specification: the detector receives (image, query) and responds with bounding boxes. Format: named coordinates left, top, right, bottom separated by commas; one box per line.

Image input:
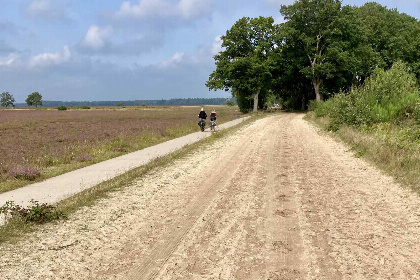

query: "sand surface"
left=1, top=114, right=419, bottom=280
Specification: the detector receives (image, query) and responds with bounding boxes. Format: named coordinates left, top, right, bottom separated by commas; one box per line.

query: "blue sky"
left=1, top=0, right=420, bottom=102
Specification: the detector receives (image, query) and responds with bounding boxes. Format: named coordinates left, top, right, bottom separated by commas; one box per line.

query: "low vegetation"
left=309, top=63, right=420, bottom=191
left=57, top=105, right=67, bottom=111
left=313, top=63, right=420, bottom=131
left=0, top=106, right=242, bottom=194
left=0, top=115, right=256, bottom=244
left=0, top=200, right=66, bottom=224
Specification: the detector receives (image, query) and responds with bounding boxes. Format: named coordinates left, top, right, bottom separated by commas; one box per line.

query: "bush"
left=57, top=105, right=67, bottom=111
left=308, top=100, right=318, bottom=111
left=0, top=200, right=66, bottom=224
left=7, top=166, right=40, bottom=181
left=80, top=105, right=90, bottom=109
left=226, top=99, right=234, bottom=106
left=315, top=62, right=420, bottom=130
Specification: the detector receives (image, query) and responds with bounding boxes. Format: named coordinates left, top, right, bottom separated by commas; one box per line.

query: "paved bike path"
left=0, top=117, right=250, bottom=211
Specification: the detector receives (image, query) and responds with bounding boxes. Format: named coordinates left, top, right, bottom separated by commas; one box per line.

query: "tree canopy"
left=26, top=92, right=43, bottom=108
left=207, top=0, right=420, bottom=112
left=206, top=17, right=278, bottom=112
left=1, top=92, right=15, bottom=107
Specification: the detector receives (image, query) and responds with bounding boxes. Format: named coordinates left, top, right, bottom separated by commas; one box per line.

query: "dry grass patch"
left=0, top=106, right=243, bottom=193
left=0, top=115, right=258, bottom=244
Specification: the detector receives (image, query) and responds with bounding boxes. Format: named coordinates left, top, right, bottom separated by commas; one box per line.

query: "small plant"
left=113, top=146, right=128, bottom=152
left=355, top=147, right=368, bottom=158
left=226, top=99, right=234, bottom=106
left=57, top=105, right=67, bottom=111
left=7, top=166, right=40, bottom=181
left=80, top=105, right=90, bottom=109
left=0, top=200, right=66, bottom=224
left=77, top=155, right=93, bottom=162
left=117, top=102, right=124, bottom=107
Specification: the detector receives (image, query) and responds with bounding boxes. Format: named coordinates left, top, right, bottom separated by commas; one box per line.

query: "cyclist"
left=209, top=109, right=217, bottom=131
left=210, top=109, right=217, bottom=122
left=198, top=108, right=207, bottom=130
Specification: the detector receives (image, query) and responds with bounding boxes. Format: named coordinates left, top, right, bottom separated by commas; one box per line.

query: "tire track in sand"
left=147, top=114, right=311, bottom=280
left=124, top=116, right=278, bottom=279
left=1, top=114, right=419, bottom=280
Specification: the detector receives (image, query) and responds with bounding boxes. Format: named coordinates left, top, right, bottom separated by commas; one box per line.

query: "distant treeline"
left=14, top=98, right=236, bottom=107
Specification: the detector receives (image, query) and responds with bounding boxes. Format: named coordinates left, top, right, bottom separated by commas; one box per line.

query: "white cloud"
left=159, top=52, right=185, bottom=68
left=212, top=35, right=223, bottom=55
left=25, top=0, right=68, bottom=19
left=80, top=25, right=113, bottom=50
left=29, top=45, right=71, bottom=68
left=115, top=0, right=210, bottom=20
left=0, top=53, right=20, bottom=67
left=178, top=0, right=210, bottom=18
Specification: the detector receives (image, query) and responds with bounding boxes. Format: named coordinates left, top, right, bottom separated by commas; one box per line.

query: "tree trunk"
left=253, top=90, right=259, bottom=113
left=313, top=79, right=323, bottom=101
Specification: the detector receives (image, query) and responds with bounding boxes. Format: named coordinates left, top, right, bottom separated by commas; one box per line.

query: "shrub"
left=308, top=100, right=318, bottom=111
left=80, top=105, right=90, bottom=109
left=315, top=62, right=420, bottom=130
left=57, top=105, right=67, bottom=111
left=226, top=99, right=235, bottom=106
left=0, top=200, right=66, bottom=224
left=7, top=166, right=40, bottom=181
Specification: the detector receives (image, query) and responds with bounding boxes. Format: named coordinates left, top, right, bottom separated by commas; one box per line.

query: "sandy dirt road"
left=1, top=114, right=419, bottom=280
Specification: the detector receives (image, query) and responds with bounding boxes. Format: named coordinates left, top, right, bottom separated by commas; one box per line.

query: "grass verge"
left=0, top=106, right=244, bottom=194
left=305, top=112, right=419, bottom=193
left=0, top=115, right=259, bottom=244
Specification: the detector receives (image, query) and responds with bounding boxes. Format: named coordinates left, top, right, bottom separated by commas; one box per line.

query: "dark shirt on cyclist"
left=210, top=112, right=217, bottom=121
left=198, top=111, right=207, bottom=119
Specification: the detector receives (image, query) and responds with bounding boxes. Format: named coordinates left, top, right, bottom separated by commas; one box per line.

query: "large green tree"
left=280, top=0, right=362, bottom=101
left=206, top=17, right=278, bottom=112
left=0, top=92, right=15, bottom=107
left=26, top=92, right=43, bottom=108
left=355, top=2, right=420, bottom=81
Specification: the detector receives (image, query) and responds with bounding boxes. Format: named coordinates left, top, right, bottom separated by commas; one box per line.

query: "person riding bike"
left=209, top=109, right=217, bottom=131
left=198, top=108, right=207, bottom=130
left=210, top=109, right=217, bottom=122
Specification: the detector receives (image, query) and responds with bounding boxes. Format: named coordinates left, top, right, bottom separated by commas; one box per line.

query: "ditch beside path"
left=0, top=117, right=249, bottom=210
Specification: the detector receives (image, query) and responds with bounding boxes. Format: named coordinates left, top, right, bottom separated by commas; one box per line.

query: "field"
left=0, top=106, right=242, bottom=193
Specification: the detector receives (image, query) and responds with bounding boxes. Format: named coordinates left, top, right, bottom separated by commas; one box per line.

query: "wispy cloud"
left=115, top=0, right=211, bottom=20
left=159, top=52, right=185, bottom=68
left=77, top=25, right=164, bottom=56
left=25, top=0, right=69, bottom=20
left=29, top=45, right=71, bottom=68
left=0, top=53, right=21, bottom=67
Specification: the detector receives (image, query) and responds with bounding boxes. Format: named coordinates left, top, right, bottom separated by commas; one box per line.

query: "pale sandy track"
left=0, top=114, right=419, bottom=280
